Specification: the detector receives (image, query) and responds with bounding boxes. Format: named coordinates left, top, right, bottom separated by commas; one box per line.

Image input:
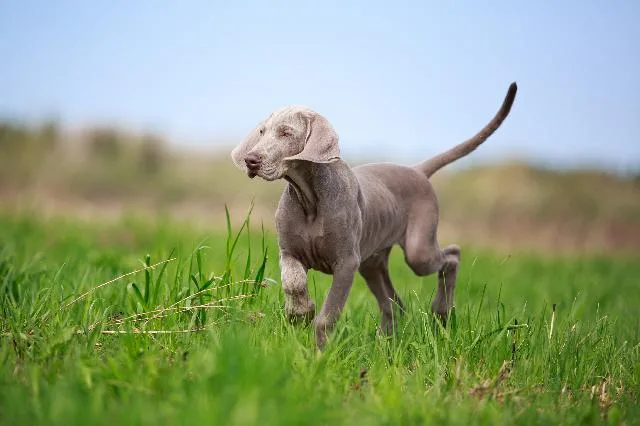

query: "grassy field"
left=2, top=119, right=640, bottom=254
left=1, top=210, right=638, bottom=425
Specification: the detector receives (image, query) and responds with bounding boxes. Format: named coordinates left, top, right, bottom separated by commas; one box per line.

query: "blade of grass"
left=59, top=257, right=176, bottom=311
left=143, top=254, right=151, bottom=306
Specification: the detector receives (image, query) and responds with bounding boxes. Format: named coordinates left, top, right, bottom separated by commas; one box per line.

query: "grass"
left=3, top=118, right=640, bottom=253
left=0, top=210, right=638, bottom=425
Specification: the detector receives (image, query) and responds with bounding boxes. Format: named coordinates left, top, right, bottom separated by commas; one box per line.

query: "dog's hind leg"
left=402, top=206, right=459, bottom=324
left=431, top=245, right=460, bottom=323
left=359, top=248, right=399, bottom=334
left=382, top=263, right=405, bottom=314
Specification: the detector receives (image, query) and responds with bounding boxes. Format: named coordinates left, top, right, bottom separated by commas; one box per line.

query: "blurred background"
left=1, top=1, right=639, bottom=253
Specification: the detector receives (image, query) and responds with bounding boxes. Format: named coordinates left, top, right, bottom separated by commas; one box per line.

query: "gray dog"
left=231, top=82, right=517, bottom=349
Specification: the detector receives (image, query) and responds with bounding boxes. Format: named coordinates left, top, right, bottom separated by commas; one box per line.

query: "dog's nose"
left=244, top=153, right=262, bottom=170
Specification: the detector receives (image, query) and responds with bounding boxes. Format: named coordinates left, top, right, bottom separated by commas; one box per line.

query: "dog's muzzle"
left=244, top=153, right=262, bottom=179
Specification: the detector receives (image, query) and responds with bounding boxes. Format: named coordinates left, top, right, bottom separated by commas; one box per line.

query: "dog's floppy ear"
left=284, top=112, right=340, bottom=164
left=230, top=122, right=263, bottom=172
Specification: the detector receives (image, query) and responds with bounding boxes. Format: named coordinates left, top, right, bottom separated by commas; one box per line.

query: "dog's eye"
left=279, top=128, right=292, bottom=138
left=259, top=128, right=265, bottom=136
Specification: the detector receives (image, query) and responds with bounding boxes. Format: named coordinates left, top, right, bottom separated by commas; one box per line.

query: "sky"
left=1, top=1, right=639, bottom=173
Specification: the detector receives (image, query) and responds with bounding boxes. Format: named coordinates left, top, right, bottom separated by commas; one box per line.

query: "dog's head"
left=230, top=106, right=341, bottom=181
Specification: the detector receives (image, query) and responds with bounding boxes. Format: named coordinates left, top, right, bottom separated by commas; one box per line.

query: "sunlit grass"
left=1, top=211, right=638, bottom=425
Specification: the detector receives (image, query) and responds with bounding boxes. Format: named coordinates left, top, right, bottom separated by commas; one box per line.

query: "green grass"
left=1, top=211, right=638, bottom=425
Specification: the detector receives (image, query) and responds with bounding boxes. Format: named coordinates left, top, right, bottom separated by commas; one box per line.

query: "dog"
left=231, top=82, right=517, bottom=349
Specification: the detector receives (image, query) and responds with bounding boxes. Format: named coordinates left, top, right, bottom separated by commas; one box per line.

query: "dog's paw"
left=287, top=310, right=315, bottom=325
left=285, top=301, right=315, bottom=325
left=431, top=305, right=456, bottom=330
left=378, top=315, right=398, bottom=336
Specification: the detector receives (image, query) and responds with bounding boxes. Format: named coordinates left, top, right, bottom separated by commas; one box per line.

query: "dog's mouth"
left=246, top=164, right=279, bottom=181
left=246, top=162, right=272, bottom=179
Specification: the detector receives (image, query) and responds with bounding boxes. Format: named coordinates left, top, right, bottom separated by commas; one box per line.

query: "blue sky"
left=1, top=1, right=639, bottom=172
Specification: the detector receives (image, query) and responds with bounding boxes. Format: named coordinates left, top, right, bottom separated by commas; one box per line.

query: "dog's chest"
left=276, top=212, right=337, bottom=274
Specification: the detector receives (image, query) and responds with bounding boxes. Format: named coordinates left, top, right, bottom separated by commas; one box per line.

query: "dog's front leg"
left=280, top=253, right=315, bottom=324
left=314, top=257, right=359, bottom=350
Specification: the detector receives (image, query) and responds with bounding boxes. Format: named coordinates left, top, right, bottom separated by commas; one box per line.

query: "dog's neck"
left=284, top=163, right=320, bottom=222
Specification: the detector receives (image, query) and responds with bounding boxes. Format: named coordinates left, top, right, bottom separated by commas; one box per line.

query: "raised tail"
left=415, top=82, right=518, bottom=178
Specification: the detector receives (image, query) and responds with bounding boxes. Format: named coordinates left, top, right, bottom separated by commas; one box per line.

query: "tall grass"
left=0, top=211, right=638, bottom=425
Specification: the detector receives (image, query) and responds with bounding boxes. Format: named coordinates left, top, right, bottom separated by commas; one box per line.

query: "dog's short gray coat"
left=231, top=83, right=518, bottom=349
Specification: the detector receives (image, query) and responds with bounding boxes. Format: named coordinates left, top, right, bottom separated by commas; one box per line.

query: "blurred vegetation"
left=1, top=117, right=639, bottom=254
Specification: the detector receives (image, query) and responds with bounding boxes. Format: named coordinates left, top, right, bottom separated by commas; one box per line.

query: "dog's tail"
left=415, top=82, right=518, bottom=178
